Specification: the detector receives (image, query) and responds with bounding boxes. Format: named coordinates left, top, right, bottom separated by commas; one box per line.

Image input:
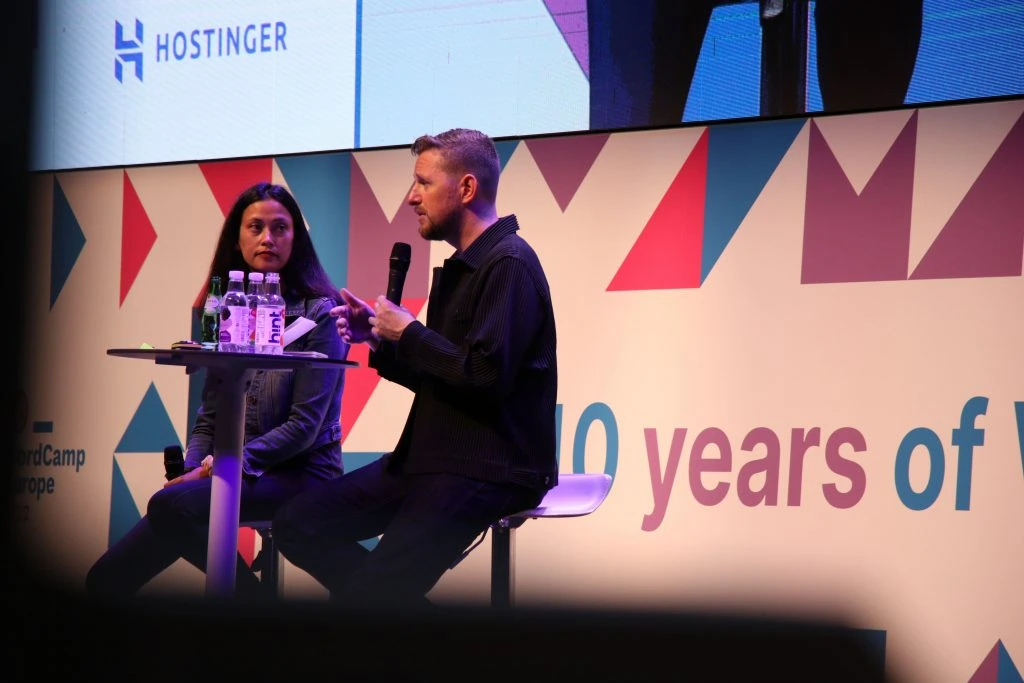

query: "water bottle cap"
left=248, top=272, right=264, bottom=282
left=228, top=270, right=244, bottom=280
left=266, top=272, right=280, bottom=283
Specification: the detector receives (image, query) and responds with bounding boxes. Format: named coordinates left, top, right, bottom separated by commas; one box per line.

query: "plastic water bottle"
left=200, top=275, right=221, bottom=350
left=255, top=272, right=285, bottom=354
left=245, top=272, right=265, bottom=353
left=218, top=270, right=249, bottom=352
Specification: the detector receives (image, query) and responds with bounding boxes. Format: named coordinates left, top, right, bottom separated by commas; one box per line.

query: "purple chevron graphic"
left=911, top=110, right=1024, bottom=280
left=524, top=133, right=609, bottom=212
left=802, top=113, right=917, bottom=284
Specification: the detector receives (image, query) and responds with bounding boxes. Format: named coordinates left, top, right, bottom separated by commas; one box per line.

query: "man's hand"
left=370, top=296, right=415, bottom=342
left=164, top=455, right=212, bottom=488
left=330, top=288, right=379, bottom=347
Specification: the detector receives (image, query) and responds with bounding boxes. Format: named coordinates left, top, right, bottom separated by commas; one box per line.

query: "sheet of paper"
left=283, top=316, right=317, bottom=346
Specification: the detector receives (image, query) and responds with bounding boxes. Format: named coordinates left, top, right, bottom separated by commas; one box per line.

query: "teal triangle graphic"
left=702, top=117, right=806, bottom=282
left=50, top=177, right=87, bottom=310
left=108, top=457, right=142, bottom=546
left=344, top=451, right=385, bottom=473
left=495, top=140, right=519, bottom=173
left=998, top=642, right=1023, bottom=683
left=115, top=382, right=182, bottom=453
left=345, top=452, right=385, bottom=550
left=277, top=152, right=351, bottom=291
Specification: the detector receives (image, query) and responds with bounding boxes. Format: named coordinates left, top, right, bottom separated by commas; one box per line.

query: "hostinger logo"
left=114, top=19, right=144, bottom=83
left=113, top=16, right=289, bottom=84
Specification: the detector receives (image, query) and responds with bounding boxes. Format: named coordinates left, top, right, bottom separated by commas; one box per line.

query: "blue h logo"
left=114, top=19, right=144, bottom=82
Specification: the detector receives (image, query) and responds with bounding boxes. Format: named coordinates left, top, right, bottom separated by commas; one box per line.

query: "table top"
left=107, top=347, right=359, bottom=371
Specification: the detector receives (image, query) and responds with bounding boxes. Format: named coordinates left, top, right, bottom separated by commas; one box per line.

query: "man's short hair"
left=412, top=128, right=500, bottom=203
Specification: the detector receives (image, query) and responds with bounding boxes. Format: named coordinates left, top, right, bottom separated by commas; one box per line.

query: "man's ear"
left=460, top=173, right=478, bottom=203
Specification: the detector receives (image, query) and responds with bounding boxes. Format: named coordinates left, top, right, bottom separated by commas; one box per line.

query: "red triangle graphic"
left=238, top=526, right=256, bottom=567
left=341, top=297, right=427, bottom=441
left=198, top=158, right=274, bottom=217
left=525, top=133, right=610, bottom=211
left=120, top=172, right=157, bottom=307
left=607, top=130, right=707, bottom=291
left=967, top=640, right=1001, bottom=683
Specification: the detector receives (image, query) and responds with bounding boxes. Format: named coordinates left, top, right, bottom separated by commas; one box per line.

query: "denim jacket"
left=185, top=295, right=348, bottom=480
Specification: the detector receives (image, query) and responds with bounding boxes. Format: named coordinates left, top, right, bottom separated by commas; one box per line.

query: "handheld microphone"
left=163, top=445, right=184, bottom=481
left=386, top=242, right=412, bottom=305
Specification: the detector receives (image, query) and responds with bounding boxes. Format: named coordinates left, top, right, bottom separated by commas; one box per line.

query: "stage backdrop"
left=15, top=97, right=1024, bottom=683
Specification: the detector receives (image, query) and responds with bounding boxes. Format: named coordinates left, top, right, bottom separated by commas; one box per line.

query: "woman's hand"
left=164, top=455, right=213, bottom=487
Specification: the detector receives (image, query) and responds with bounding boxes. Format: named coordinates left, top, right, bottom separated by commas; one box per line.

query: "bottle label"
left=201, top=310, right=219, bottom=347
left=248, top=307, right=258, bottom=346
left=219, top=305, right=249, bottom=346
left=255, top=305, right=286, bottom=351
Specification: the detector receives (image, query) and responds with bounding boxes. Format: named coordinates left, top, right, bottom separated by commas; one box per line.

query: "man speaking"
left=272, top=127, right=559, bottom=608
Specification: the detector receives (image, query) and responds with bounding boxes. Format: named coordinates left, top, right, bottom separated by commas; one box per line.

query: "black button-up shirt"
left=370, top=215, right=558, bottom=491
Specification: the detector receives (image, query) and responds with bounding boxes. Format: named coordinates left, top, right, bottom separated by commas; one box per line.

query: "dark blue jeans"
left=272, top=457, right=543, bottom=607
left=85, top=465, right=327, bottom=599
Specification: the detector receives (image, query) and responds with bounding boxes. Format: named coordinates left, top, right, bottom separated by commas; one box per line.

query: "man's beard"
left=419, top=213, right=456, bottom=242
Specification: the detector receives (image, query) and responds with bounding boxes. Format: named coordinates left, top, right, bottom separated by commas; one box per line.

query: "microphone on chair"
left=386, top=242, right=412, bottom=305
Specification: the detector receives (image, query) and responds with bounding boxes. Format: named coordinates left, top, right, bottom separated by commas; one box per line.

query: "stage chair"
left=242, top=520, right=282, bottom=598
left=488, top=473, right=614, bottom=608
left=164, top=444, right=281, bottom=598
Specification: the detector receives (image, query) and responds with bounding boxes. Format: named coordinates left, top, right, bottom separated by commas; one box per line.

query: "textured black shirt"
left=369, top=214, right=558, bottom=492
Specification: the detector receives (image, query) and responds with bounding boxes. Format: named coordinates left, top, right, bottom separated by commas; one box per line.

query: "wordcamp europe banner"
left=16, top=97, right=1024, bottom=683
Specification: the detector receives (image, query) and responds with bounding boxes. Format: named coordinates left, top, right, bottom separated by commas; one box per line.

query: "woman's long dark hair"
left=193, top=182, right=337, bottom=308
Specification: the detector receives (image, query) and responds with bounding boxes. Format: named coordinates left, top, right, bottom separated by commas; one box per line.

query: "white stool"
left=490, top=473, right=613, bottom=608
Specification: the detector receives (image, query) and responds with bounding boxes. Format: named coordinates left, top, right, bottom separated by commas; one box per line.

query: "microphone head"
left=390, top=242, right=412, bottom=271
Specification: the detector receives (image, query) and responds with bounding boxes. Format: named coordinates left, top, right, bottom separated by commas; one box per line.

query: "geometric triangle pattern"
left=495, top=139, right=520, bottom=173
left=524, top=133, right=609, bottom=212
left=119, top=171, right=157, bottom=307
left=704, top=117, right=805, bottom=282
left=1017, top=402, right=1024, bottom=483
left=968, top=640, right=1024, bottom=683
left=107, top=457, right=142, bottom=546
left=347, top=154, right=427, bottom=300
left=802, top=113, right=917, bottom=284
left=114, top=382, right=181, bottom=453
left=338, top=296, right=427, bottom=438
left=340, top=343, right=375, bottom=442
left=198, top=158, right=274, bottom=218
left=607, top=128, right=708, bottom=291
left=276, top=152, right=351, bottom=292
left=911, top=109, right=1024, bottom=280
left=50, top=176, right=86, bottom=310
